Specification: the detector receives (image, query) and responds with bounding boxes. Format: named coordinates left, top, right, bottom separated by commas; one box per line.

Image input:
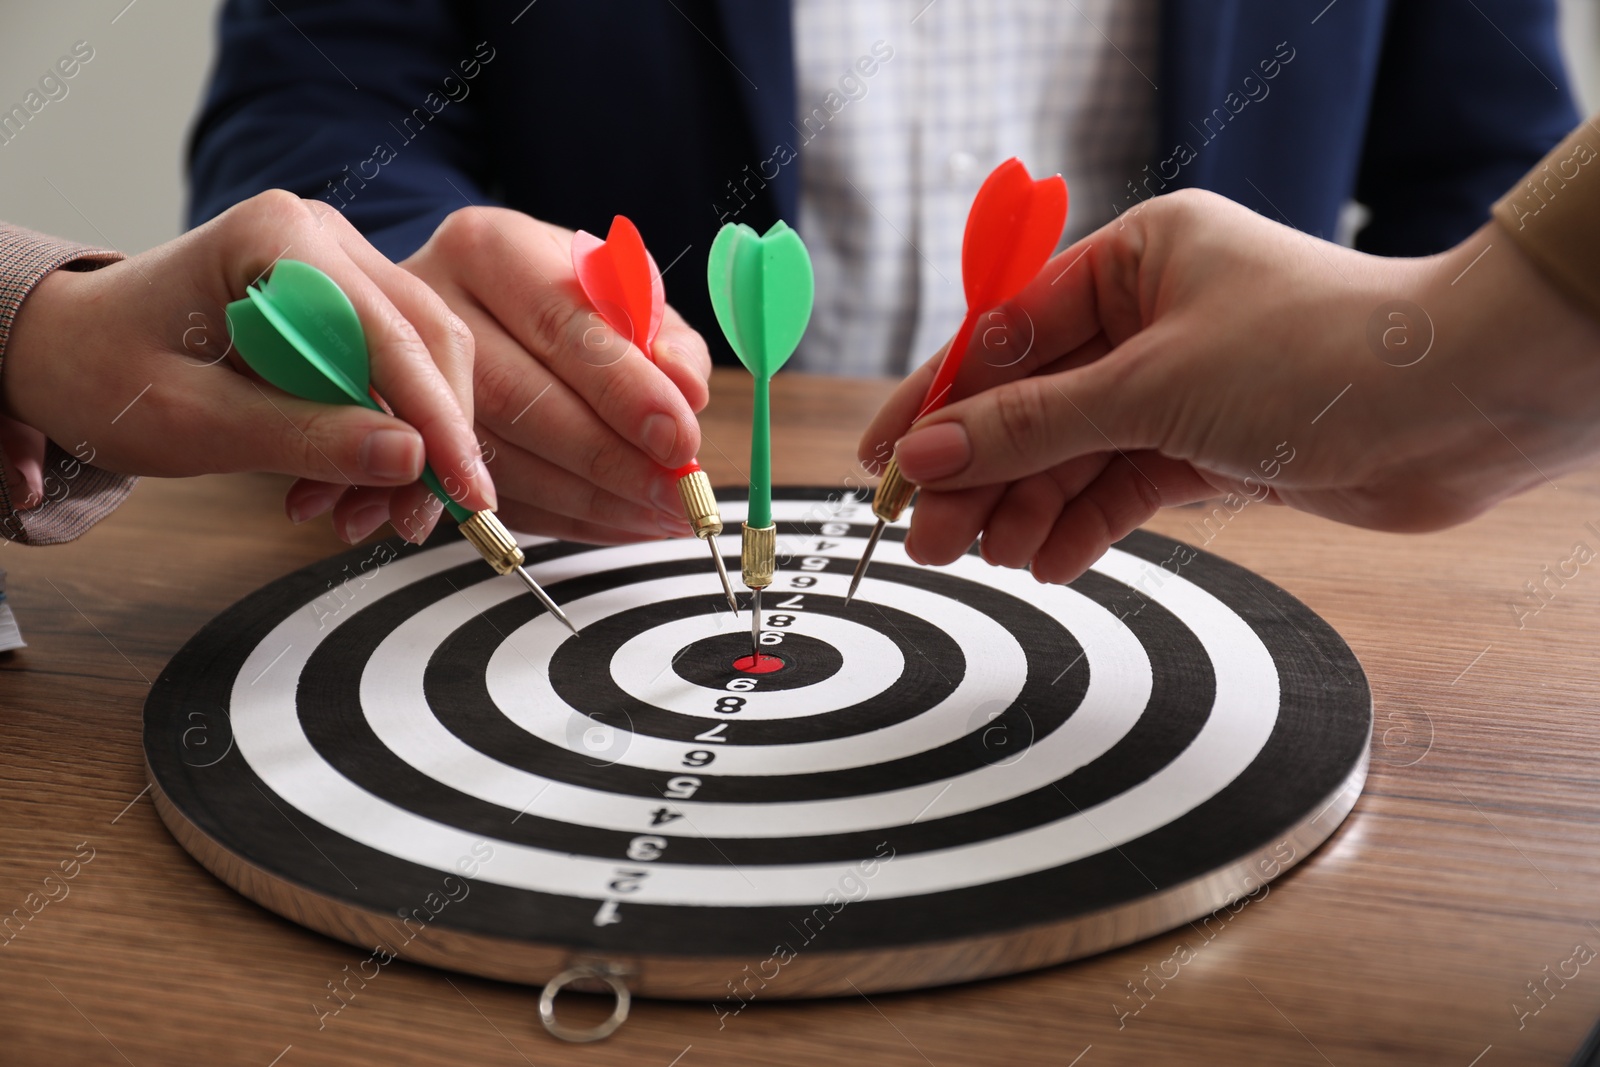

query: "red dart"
left=571, top=216, right=737, bottom=611
left=847, top=158, right=1069, bottom=604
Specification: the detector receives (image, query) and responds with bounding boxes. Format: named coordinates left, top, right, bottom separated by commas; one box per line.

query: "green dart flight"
left=225, top=259, right=578, bottom=635
left=706, top=220, right=814, bottom=658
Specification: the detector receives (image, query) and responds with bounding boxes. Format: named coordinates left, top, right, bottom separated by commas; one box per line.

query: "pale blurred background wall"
left=1, top=0, right=1599, bottom=255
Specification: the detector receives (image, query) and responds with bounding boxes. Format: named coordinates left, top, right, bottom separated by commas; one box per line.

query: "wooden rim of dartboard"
left=145, top=488, right=1371, bottom=1012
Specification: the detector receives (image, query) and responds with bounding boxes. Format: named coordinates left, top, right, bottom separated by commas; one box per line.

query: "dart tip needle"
left=845, top=520, right=888, bottom=605
left=707, top=538, right=739, bottom=614
left=750, top=587, right=763, bottom=661
left=515, top=565, right=579, bottom=636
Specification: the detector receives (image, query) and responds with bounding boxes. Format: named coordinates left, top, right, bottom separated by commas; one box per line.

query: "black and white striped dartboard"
left=145, top=488, right=1370, bottom=1005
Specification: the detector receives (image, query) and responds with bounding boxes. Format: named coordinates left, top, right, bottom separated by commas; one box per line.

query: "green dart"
left=706, top=221, right=813, bottom=660
left=225, top=259, right=578, bottom=636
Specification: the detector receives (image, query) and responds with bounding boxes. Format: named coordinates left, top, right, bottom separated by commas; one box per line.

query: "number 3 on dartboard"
left=627, top=835, right=667, bottom=861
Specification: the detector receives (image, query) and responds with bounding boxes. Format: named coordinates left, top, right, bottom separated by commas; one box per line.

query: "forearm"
left=0, top=226, right=133, bottom=545
left=1492, top=115, right=1600, bottom=323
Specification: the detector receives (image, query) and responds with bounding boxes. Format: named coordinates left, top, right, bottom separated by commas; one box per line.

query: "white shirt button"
left=947, top=150, right=979, bottom=181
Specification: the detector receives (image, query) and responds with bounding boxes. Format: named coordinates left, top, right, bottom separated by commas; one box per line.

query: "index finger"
left=859, top=232, right=1111, bottom=465
left=432, top=209, right=702, bottom=469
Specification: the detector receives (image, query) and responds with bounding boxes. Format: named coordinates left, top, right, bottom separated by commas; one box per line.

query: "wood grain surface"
left=4, top=369, right=1600, bottom=1066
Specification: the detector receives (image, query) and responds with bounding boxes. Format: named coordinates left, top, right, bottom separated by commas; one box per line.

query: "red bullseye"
left=733, top=653, right=785, bottom=674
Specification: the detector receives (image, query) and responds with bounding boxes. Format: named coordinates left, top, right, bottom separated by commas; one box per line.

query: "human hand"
left=388, top=206, right=712, bottom=544
left=861, top=189, right=1600, bottom=583
left=1, top=190, right=490, bottom=541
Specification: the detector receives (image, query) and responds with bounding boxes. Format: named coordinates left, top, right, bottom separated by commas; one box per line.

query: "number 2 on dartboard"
left=609, top=869, right=648, bottom=893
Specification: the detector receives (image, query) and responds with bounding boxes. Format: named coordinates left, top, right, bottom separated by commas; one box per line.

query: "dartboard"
left=144, top=488, right=1371, bottom=1000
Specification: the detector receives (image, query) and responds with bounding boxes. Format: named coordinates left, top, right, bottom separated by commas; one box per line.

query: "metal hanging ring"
left=537, top=965, right=631, bottom=1043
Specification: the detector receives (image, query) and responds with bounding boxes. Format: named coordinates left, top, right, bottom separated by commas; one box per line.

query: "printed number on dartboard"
left=592, top=835, right=670, bottom=927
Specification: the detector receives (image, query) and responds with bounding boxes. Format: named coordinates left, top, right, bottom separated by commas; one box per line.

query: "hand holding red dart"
left=572, top=215, right=739, bottom=611
left=847, top=158, right=1069, bottom=603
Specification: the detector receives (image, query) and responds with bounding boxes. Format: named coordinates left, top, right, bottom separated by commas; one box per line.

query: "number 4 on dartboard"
left=649, top=806, right=683, bottom=826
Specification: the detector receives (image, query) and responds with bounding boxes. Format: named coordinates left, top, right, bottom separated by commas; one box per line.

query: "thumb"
left=891, top=351, right=1161, bottom=491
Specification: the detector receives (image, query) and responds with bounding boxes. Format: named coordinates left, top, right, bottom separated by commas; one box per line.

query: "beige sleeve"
left=0, top=223, right=134, bottom=546
left=1493, top=115, right=1600, bottom=321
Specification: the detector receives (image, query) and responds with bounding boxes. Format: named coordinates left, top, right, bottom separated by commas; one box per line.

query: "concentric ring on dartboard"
left=144, top=488, right=1372, bottom=995
left=313, top=557, right=1187, bottom=862
left=604, top=604, right=902, bottom=716
left=579, top=592, right=910, bottom=721
left=671, top=631, right=841, bottom=691
left=338, top=547, right=1153, bottom=789
left=312, top=558, right=1102, bottom=807
left=220, top=527, right=1234, bottom=882
left=419, top=558, right=970, bottom=745
left=318, top=558, right=1163, bottom=834
left=165, top=528, right=1234, bottom=894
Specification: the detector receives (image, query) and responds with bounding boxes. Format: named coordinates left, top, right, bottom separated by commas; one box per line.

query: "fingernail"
left=405, top=508, right=442, bottom=545
left=649, top=475, right=683, bottom=514
left=895, top=423, right=971, bottom=482
left=360, top=430, right=423, bottom=480
left=470, top=454, right=497, bottom=510
left=641, top=413, right=679, bottom=465
left=343, top=502, right=390, bottom=543
left=287, top=484, right=343, bottom=525
left=398, top=497, right=444, bottom=544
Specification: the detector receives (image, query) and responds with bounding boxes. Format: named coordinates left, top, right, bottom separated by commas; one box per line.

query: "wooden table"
left=6, top=369, right=1600, bottom=1066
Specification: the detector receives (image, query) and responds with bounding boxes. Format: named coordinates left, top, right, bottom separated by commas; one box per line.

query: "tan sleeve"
left=1492, top=115, right=1600, bottom=321
left=0, top=223, right=135, bottom=546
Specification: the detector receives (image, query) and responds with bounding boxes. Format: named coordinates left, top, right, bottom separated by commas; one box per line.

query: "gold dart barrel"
left=676, top=468, right=722, bottom=538
left=871, top=457, right=917, bottom=523
left=458, top=510, right=579, bottom=635
left=845, top=457, right=919, bottom=604
left=741, top=522, right=776, bottom=589
left=458, top=509, right=524, bottom=575
left=676, top=468, right=739, bottom=612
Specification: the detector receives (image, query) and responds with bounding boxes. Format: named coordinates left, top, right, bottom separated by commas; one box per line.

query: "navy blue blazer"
left=189, top=0, right=1578, bottom=362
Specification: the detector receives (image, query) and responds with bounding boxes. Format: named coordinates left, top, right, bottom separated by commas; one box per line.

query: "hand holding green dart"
left=225, top=259, right=579, bottom=635
left=706, top=221, right=814, bottom=659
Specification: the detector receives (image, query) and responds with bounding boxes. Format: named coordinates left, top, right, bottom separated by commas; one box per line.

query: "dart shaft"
left=420, top=466, right=473, bottom=523
left=749, top=376, right=773, bottom=528
left=921, top=310, right=981, bottom=416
